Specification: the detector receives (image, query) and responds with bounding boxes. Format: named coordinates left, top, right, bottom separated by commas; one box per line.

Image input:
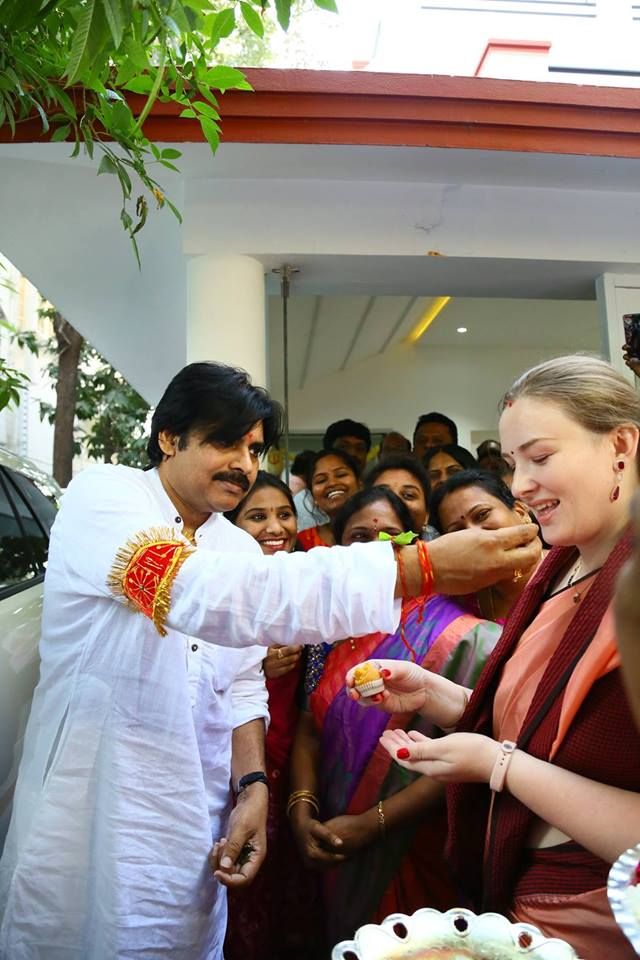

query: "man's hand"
left=428, top=523, right=540, bottom=595
left=263, top=644, right=302, bottom=680
left=379, top=728, right=498, bottom=784
left=209, top=784, right=268, bottom=888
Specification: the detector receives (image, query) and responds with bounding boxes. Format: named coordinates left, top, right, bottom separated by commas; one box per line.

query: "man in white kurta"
left=0, top=360, right=540, bottom=959
left=0, top=462, right=401, bottom=960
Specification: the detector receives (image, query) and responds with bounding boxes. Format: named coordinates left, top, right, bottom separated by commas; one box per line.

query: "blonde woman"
left=349, top=356, right=640, bottom=959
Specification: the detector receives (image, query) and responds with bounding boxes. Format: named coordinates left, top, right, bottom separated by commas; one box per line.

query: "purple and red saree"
left=308, top=595, right=501, bottom=944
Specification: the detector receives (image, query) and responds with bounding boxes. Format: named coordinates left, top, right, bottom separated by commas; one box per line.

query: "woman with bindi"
left=348, top=355, right=640, bottom=959
left=224, top=472, right=321, bottom=959
left=290, top=486, right=501, bottom=947
left=429, top=469, right=544, bottom=623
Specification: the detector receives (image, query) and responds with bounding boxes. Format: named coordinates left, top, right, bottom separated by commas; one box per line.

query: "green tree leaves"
left=0, top=0, right=339, bottom=262
left=65, top=0, right=98, bottom=84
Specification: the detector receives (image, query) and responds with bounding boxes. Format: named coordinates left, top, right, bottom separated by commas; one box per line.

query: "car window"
left=5, top=467, right=57, bottom=535
left=0, top=468, right=50, bottom=592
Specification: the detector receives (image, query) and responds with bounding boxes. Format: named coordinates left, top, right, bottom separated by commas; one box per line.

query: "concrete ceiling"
left=6, top=141, right=640, bottom=190
left=0, top=139, right=634, bottom=403
left=261, top=254, right=624, bottom=298
left=268, top=295, right=600, bottom=388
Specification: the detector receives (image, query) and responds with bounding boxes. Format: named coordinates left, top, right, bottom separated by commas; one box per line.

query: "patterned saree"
left=308, top=595, right=501, bottom=944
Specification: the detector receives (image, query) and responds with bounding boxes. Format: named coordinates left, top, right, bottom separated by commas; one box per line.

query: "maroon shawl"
left=446, top=532, right=640, bottom=912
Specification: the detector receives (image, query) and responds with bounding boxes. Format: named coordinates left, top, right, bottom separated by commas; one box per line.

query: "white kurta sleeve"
left=229, top=649, right=270, bottom=731
left=53, top=464, right=400, bottom=648
left=169, top=543, right=400, bottom=647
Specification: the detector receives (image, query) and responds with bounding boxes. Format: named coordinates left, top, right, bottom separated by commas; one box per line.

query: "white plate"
left=332, top=907, right=579, bottom=960
left=608, top=842, right=640, bottom=954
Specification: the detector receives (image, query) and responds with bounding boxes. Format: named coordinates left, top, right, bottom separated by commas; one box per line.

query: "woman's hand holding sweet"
left=346, top=659, right=468, bottom=729
left=380, top=728, right=498, bottom=784
left=289, top=803, right=347, bottom=870
left=263, top=644, right=302, bottom=680
left=346, top=659, right=431, bottom=715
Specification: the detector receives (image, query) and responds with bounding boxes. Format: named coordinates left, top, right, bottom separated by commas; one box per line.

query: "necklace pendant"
left=573, top=591, right=581, bottom=604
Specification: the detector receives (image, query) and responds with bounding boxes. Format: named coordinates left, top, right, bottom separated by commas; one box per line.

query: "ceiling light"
left=456, top=326, right=468, bottom=334
left=406, top=296, right=451, bottom=344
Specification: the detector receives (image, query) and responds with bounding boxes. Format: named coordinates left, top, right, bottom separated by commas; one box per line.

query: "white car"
left=0, top=447, right=60, bottom=854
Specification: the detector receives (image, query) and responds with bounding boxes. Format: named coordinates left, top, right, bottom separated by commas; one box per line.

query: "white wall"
left=285, top=343, right=596, bottom=451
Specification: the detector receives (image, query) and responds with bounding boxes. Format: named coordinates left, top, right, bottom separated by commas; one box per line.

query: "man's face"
left=413, top=422, right=454, bottom=461
left=158, top=422, right=264, bottom=520
left=333, top=435, right=368, bottom=471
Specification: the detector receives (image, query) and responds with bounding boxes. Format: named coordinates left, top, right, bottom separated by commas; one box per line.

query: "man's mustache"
left=212, top=471, right=250, bottom=492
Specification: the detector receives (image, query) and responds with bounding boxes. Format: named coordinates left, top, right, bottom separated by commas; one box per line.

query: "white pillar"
left=596, top=272, right=640, bottom=384
left=186, top=255, right=267, bottom=386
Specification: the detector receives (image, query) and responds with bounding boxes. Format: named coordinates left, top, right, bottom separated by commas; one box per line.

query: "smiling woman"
left=225, top=473, right=321, bottom=960
left=353, top=355, right=640, bottom=960
left=298, top=449, right=362, bottom=549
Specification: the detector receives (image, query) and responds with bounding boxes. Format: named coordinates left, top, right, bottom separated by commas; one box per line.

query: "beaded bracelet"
left=377, top=800, right=386, bottom=837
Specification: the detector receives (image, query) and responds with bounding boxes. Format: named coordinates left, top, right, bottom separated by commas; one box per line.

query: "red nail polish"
left=381, top=669, right=391, bottom=678
left=396, top=748, right=410, bottom=759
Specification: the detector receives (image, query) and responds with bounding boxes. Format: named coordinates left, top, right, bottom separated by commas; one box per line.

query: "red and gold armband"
left=107, top=528, right=193, bottom=636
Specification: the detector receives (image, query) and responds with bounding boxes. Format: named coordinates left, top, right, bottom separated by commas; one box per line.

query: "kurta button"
left=271, top=769, right=280, bottom=780
left=175, top=516, right=182, bottom=523
left=191, top=644, right=198, bottom=652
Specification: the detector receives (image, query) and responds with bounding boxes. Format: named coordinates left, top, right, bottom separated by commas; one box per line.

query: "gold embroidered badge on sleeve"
left=107, top=527, right=194, bottom=636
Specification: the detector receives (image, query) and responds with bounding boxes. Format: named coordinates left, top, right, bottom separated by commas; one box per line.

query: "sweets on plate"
left=353, top=662, right=385, bottom=698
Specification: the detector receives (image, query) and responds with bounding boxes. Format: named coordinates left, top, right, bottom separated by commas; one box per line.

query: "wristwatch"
left=237, top=771, right=269, bottom=794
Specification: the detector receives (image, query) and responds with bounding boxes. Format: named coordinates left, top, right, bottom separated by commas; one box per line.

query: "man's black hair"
left=413, top=412, right=458, bottom=445
left=291, top=449, right=318, bottom=479
left=428, top=468, right=516, bottom=533
left=323, top=419, right=371, bottom=452
left=365, top=454, right=430, bottom=503
left=477, top=439, right=502, bottom=460
left=147, top=362, right=282, bottom=467
left=332, top=485, right=414, bottom=547
left=224, top=470, right=296, bottom=525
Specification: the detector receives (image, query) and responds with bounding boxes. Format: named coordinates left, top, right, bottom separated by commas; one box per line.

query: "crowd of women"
left=222, top=354, right=640, bottom=960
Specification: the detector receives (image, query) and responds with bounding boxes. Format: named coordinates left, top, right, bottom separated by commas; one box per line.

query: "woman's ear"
left=612, top=424, right=639, bottom=463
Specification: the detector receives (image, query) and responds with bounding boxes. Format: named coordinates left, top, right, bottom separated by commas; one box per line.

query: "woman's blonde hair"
left=501, top=355, right=640, bottom=458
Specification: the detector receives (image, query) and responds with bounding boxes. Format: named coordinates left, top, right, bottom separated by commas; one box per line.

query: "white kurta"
left=0, top=465, right=399, bottom=959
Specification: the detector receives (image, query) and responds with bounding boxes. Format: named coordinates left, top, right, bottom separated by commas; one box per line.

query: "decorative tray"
left=608, top=842, right=640, bottom=954
left=332, top=908, right=579, bottom=960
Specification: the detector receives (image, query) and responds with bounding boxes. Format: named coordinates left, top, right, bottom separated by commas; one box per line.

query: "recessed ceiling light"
left=456, top=326, right=468, bottom=334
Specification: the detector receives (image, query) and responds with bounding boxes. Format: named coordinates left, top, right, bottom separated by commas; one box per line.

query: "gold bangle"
left=286, top=795, right=319, bottom=818
left=377, top=800, right=386, bottom=837
left=287, top=789, right=318, bottom=804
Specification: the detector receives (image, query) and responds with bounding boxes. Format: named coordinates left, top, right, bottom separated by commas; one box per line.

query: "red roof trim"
left=4, top=68, right=640, bottom=158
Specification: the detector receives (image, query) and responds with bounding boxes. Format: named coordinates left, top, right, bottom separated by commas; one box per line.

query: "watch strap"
left=489, top=740, right=517, bottom=793
left=237, top=770, right=269, bottom=793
